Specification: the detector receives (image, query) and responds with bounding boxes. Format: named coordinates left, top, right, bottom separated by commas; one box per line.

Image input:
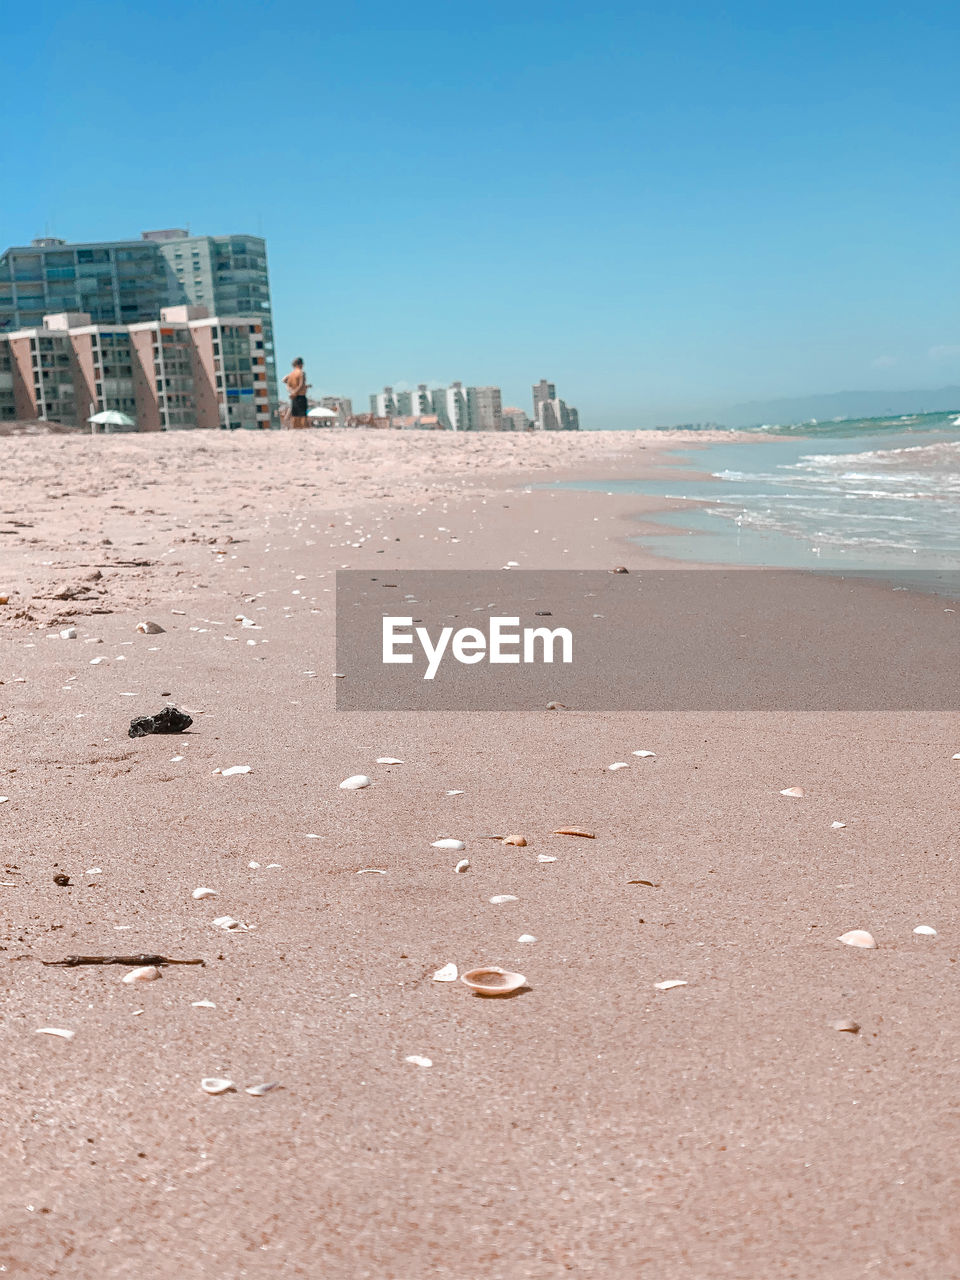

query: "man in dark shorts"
left=282, top=357, right=309, bottom=428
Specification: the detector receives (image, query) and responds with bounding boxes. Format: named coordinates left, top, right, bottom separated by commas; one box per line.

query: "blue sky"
left=3, top=0, right=959, bottom=426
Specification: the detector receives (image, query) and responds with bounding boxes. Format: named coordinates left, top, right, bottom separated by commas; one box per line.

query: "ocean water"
left=563, top=412, right=960, bottom=570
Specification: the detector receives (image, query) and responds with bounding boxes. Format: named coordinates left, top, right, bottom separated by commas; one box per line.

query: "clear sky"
left=3, top=0, right=959, bottom=426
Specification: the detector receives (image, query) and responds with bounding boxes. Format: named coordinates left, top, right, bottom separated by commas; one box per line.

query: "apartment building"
left=468, top=385, right=502, bottom=432
left=532, top=378, right=581, bottom=430
left=0, top=307, right=270, bottom=430
left=0, top=230, right=278, bottom=414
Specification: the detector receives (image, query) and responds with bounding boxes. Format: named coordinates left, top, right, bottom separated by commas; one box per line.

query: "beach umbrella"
left=88, top=409, right=136, bottom=431
left=307, top=406, right=338, bottom=420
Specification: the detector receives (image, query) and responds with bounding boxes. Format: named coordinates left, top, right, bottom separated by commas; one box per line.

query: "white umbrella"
left=88, top=409, right=136, bottom=432
left=307, top=406, right=338, bottom=419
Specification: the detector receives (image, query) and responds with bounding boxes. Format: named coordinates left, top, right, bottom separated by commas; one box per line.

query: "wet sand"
left=1, top=429, right=958, bottom=1279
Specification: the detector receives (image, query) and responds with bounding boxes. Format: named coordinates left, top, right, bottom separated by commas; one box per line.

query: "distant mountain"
left=722, top=386, right=960, bottom=429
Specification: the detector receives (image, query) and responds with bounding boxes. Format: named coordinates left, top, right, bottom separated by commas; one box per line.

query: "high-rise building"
left=532, top=379, right=556, bottom=420
left=468, top=385, right=503, bottom=431
left=0, top=307, right=271, bottom=430
left=370, top=386, right=399, bottom=417
left=433, top=381, right=469, bottom=430
left=532, top=378, right=581, bottom=430
left=0, top=230, right=278, bottom=414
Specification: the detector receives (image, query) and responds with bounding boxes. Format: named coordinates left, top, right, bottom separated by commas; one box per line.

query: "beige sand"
left=1, top=428, right=958, bottom=1279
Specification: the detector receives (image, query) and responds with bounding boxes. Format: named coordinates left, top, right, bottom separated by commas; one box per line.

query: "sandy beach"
left=2, top=428, right=959, bottom=1279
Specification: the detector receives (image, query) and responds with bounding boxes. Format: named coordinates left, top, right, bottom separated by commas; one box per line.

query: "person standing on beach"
left=282, top=357, right=309, bottom=428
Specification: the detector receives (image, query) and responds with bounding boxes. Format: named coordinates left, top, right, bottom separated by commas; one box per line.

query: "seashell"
left=537, top=854, right=557, bottom=863
left=517, top=934, right=537, bottom=943
left=90, top=656, right=106, bottom=665
left=501, top=834, right=527, bottom=846
left=608, top=762, right=629, bottom=771
left=432, top=962, right=458, bottom=982
left=59, top=627, right=77, bottom=639
left=136, top=620, right=165, bottom=634
left=212, top=915, right=253, bottom=932
left=831, top=821, right=846, bottom=829
left=654, top=979, right=687, bottom=990
left=830, top=1018, right=860, bottom=1033
left=952, top=753, right=960, bottom=760
left=454, top=859, right=469, bottom=873
left=780, top=787, right=805, bottom=797
left=376, top=757, right=403, bottom=764
left=837, top=930, right=877, bottom=949
left=446, top=789, right=465, bottom=795
left=340, top=774, right=371, bottom=790
left=219, top=765, right=252, bottom=776
left=192, top=999, right=216, bottom=1008
left=913, top=925, right=937, bottom=937
left=553, top=828, right=595, bottom=838
left=0, top=796, right=8, bottom=803
left=489, top=894, right=518, bottom=904
left=192, top=886, right=217, bottom=900
left=545, top=701, right=566, bottom=710
left=357, top=868, right=387, bottom=874
left=432, top=838, right=465, bottom=850
left=632, top=750, right=656, bottom=758
left=200, top=1077, right=235, bottom=1095
left=121, top=965, right=160, bottom=984
left=611, top=565, right=629, bottom=573
left=461, top=967, right=526, bottom=996
left=245, top=1081, right=280, bottom=1096
left=405, top=1055, right=432, bottom=1067
left=36, top=1027, right=74, bottom=1039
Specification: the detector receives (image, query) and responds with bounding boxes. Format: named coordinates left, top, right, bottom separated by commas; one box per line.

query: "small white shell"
left=608, top=762, right=629, bottom=771
left=245, top=1081, right=280, bottom=1095
left=632, top=750, right=656, bottom=758
left=376, top=757, right=403, bottom=764
left=431, top=838, right=465, bottom=850
left=36, top=1027, right=74, bottom=1040
left=460, top=967, right=526, bottom=995
left=780, top=787, right=805, bottom=797
left=537, top=855, right=557, bottom=863
left=192, top=999, right=216, bottom=1008
left=219, top=765, right=252, bottom=776
left=192, top=886, right=217, bottom=900
left=136, top=620, right=165, bottom=634
left=340, top=775, right=371, bottom=790
left=831, top=821, right=846, bottom=829
left=59, top=627, right=77, bottom=639
left=952, top=753, right=960, bottom=760
left=121, top=965, right=160, bottom=984
left=200, top=1077, right=235, bottom=1095
left=212, top=915, right=252, bottom=932
left=445, top=789, right=465, bottom=795
left=913, top=925, right=937, bottom=937
left=517, top=934, right=537, bottom=943
left=432, top=962, right=458, bottom=982
left=837, top=930, right=877, bottom=949
left=405, top=1055, right=432, bottom=1067
left=454, top=858, right=470, bottom=873
left=357, top=868, right=387, bottom=875
left=654, top=979, right=687, bottom=991
left=489, top=894, right=518, bottom=905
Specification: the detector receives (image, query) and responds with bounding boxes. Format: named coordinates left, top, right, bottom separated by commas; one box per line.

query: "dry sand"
left=1, top=428, right=958, bottom=1278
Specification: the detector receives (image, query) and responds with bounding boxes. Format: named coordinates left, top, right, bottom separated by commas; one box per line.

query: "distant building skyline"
left=366, top=378, right=580, bottom=430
